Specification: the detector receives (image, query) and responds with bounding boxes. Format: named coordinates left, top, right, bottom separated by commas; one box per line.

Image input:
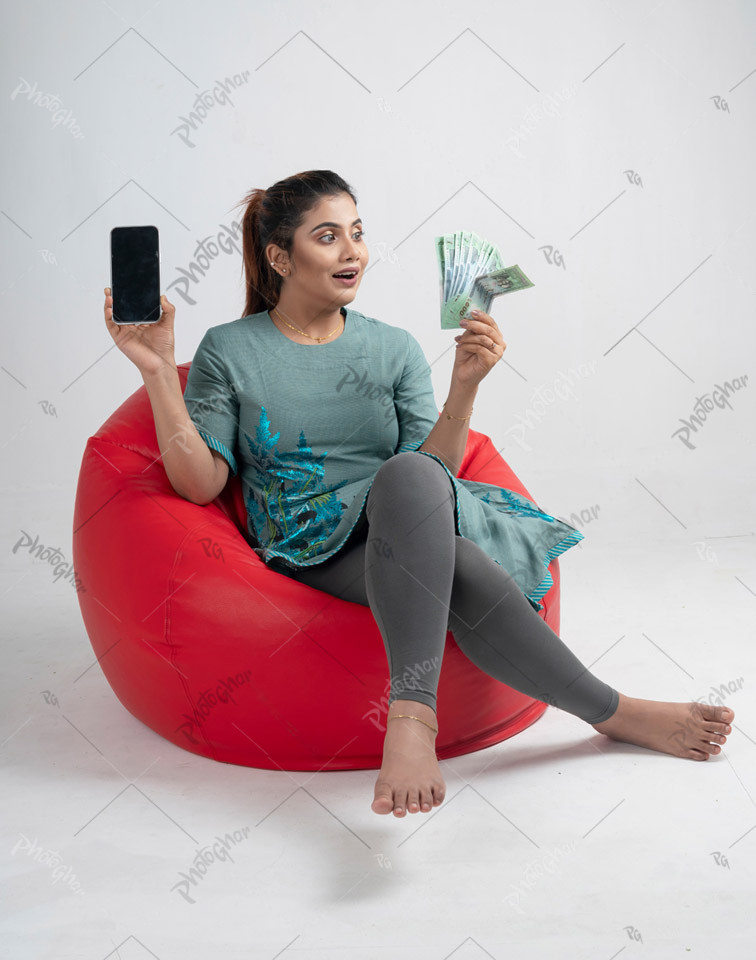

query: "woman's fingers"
left=458, top=341, right=503, bottom=356
left=456, top=333, right=505, bottom=351
left=103, top=288, right=174, bottom=330
left=103, top=287, right=117, bottom=331
left=461, top=320, right=503, bottom=345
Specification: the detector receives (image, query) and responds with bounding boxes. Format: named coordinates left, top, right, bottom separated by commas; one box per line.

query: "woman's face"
left=273, top=192, right=368, bottom=308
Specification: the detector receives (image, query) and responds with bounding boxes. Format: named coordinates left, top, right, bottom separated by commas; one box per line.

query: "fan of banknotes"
left=435, top=230, right=534, bottom=330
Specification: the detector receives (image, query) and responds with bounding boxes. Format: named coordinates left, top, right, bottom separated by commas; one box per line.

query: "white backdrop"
left=2, top=1, right=756, bottom=957
left=2, top=0, right=755, bottom=547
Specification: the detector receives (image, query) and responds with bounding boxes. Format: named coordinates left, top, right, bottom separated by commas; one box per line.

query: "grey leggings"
left=279, top=451, right=620, bottom=725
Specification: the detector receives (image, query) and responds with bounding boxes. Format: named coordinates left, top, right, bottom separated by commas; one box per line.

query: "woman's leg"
left=442, top=517, right=733, bottom=761
left=288, top=451, right=621, bottom=723
left=446, top=535, right=620, bottom=724
left=282, top=452, right=735, bottom=815
left=281, top=452, right=455, bottom=817
left=362, top=452, right=456, bottom=712
left=283, top=451, right=456, bottom=712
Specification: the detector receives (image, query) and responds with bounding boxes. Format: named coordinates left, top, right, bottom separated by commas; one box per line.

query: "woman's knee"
left=375, top=450, right=445, bottom=483
left=367, top=457, right=452, bottom=524
left=368, top=451, right=453, bottom=514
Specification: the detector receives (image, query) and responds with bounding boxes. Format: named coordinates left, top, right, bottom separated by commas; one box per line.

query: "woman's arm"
left=142, top=364, right=228, bottom=504
left=418, top=379, right=479, bottom=477
left=418, top=308, right=506, bottom=477
left=103, top=288, right=227, bottom=504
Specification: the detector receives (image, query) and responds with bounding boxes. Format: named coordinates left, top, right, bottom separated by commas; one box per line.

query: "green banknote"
left=435, top=230, right=534, bottom=329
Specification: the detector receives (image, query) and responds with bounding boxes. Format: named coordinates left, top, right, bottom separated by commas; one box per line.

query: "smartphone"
left=110, top=225, right=160, bottom=325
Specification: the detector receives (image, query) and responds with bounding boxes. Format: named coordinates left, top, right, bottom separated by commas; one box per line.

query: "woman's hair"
left=233, top=170, right=358, bottom=318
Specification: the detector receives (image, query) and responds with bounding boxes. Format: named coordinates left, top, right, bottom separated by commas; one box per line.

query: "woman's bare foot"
left=592, top=692, right=734, bottom=760
left=372, top=699, right=446, bottom=817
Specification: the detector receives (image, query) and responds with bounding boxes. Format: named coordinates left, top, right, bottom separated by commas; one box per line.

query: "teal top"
left=182, top=306, right=583, bottom=612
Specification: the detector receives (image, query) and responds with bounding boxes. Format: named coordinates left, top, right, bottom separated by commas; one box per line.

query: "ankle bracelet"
left=388, top=713, right=438, bottom=733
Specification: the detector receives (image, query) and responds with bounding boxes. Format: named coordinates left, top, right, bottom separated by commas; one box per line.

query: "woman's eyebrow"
left=309, top=218, right=362, bottom=233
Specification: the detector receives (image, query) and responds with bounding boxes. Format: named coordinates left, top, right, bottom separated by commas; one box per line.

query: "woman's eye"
left=321, top=231, right=365, bottom=242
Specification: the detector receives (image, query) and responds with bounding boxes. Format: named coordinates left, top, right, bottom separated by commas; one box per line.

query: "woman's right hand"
left=103, top=287, right=177, bottom=378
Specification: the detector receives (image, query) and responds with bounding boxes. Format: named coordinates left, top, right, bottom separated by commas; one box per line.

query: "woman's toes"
left=706, top=722, right=729, bottom=737
left=712, top=705, right=734, bottom=724
left=407, top=791, right=421, bottom=813
left=419, top=788, right=433, bottom=812
left=372, top=783, right=395, bottom=815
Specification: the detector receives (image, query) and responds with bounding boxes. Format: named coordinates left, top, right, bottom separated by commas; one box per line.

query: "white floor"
left=3, top=492, right=755, bottom=959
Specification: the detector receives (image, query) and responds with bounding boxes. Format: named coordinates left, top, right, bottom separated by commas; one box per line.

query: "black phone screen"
left=110, top=225, right=160, bottom=325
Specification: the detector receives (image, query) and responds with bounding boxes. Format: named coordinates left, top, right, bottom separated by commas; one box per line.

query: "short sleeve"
left=182, top=329, right=240, bottom=477
left=393, top=329, right=439, bottom=455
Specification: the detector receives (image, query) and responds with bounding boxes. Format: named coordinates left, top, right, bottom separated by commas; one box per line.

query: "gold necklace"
left=271, top=306, right=344, bottom=343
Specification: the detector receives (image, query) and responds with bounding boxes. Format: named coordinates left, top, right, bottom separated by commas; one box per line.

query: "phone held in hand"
left=110, top=225, right=160, bottom=325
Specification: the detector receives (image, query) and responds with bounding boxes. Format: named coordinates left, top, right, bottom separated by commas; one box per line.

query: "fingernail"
left=471, top=309, right=480, bottom=316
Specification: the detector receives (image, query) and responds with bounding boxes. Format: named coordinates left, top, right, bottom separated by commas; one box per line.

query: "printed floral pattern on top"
left=478, top=486, right=557, bottom=521
left=243, top=406, right=348, bottom=562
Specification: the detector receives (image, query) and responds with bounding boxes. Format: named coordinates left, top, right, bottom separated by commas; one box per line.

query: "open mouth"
left=333, top=269, right=359, bottom=286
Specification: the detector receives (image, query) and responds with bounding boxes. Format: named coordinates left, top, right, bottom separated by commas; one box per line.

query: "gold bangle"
left=442, top=401, right=473, bottom=421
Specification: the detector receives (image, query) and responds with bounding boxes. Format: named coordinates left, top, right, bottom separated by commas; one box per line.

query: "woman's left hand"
left=451, top=309, right=507, bottom=387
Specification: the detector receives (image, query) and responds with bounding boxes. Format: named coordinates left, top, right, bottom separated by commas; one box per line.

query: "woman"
left=104, top=169, right=734, bottom=819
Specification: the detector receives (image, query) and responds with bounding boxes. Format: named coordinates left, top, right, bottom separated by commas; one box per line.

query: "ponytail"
left=232, top=170, right=357, bottom=318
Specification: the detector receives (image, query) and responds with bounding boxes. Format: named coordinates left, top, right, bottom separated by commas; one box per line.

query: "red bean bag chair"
left=72, top=363, right=564, bottom=771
